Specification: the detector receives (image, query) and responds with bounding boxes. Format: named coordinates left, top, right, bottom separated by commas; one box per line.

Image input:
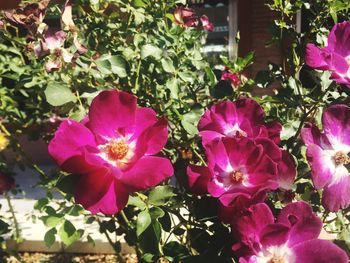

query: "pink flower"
left=48, top=90, right=174, bottom=215
left=231, top=201, right=348, bottom=263
left=174, top=7, right=199, bottom=28
left=306, top=21, right=350, bottom=89
left=200, top=15, right=214, bottom=32
left=221, top=71, right=241, bottom=87
left=187, top=137, right=295, bottom=215
left=198, top=99, right=282, bottom=145
left=301, top=104, right=350, bottom=211
left=0, top=172, right=15, bottom=194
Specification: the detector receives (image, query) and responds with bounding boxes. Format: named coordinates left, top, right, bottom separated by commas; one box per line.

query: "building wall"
left=238, top=0, right=282, bottom=79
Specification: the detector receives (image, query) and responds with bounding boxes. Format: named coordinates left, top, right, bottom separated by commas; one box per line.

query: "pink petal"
left=265, top=121, right=282, bottom=144
left=74, top=169, right=129, bottom=215
left=322, top=168, right=350, bottom=212
left=277, top=151, right=296, bottom=190
left=88, top=90, right=137, bottom=142
left=121, top=156, right=173, bottom=191
left=292, top=239, right=348, bottom=263
left=322, top=104, right=350, bottom=147
left=305, top=44, right=330, bottom=70
left=259, top=223, right=290, bottom=247
left=306, top=144, right=334, bottom=189
left=277, top=201, right=322, bottom=246
left=327, top=21, right=350, bottom=57
left=187, top=165, right=211, bottom=195
left=135, top=116, right=169, bottom=156
left=48, top=120, right=97, bottom=166
left=232, top=203, right=274, bottom=248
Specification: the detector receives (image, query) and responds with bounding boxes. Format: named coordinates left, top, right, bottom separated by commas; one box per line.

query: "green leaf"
left=128, top=195, right=147, bottom=210
left=149, top=207, right=165, bottom=220
left=133, top=0, right=147, bottom=7
left=95, top=56, right=112, bottom=75
left=109, top=55, right=128, bottom=78
left=161, top=58, right=176, bottom=73
left=34, top=198, right=49, bottom=211
left=141, top=44, right=163, bottom=60
left=59, top=220, right=82, bottom=247
left=136, top=210, right=152, bottom=236
left=44, top=228, right=57, bottom=248
left=148, top=186, right=176, bottom=206
left=178, top=72, right=195, bottom=83
left=42, top=215, right=64, bottom=228
left=45, top=83, right=77, bottom=107
left=166, top=78, right=179, bottom=99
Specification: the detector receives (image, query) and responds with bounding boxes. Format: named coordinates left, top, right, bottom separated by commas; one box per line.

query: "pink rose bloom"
left=49, top=90, right=174, bottom=215
left=187, top=137, right=295, bottom=214
left=231, top=202, right=348, bottom=263
left=0, top=172, right=15, bottom=194
left=221, top=71, right=241, bottom=87
left=306, top=21, right=350, bottom=89
left=200, top=15, right=214, bottom=32
left=301, top=104, right=350, bottom=212
left=198, top=99, right=282, bottom=145
left=174, top=7, right=199, bottom=27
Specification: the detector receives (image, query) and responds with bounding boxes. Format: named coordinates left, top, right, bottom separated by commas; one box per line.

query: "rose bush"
left=0, top=0, right=350, bottom=262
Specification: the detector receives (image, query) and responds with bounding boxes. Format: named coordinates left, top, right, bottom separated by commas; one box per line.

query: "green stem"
left=5, top=193, right=21, bottom=243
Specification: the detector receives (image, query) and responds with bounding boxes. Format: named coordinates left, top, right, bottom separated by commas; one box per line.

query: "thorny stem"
left=5, top=192, right=21, bottom=243
left=97, top=217, right=125, bottom=263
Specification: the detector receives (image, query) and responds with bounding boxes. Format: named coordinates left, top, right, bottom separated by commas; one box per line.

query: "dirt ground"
left=2, top=253, right=138, bottom=263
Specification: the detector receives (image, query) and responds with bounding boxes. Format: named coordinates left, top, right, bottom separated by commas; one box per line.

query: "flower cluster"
left=306, top=21, right=350, bottom=89
left=174, top=6, right=214, bottom=32
left=231, top=201, right=348, bottom=262
left=302, top=104, right=350, bottom=211
left=49, top=90, right=174, bottom=215
left=187, top=98, right=296, bottom=222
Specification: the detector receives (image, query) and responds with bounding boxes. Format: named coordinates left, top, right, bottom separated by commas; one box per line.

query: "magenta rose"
left=231, top=201, right=348, bottom=263
left=301, top=104, right=350, bottom=212
left=198, top=98, right=282, bottom=145
left=306, top=21, right=350, bottom=88
left=187, top=137, right=295, bottom=215
left=174, top=7, right=199, bottom=28
left=221, top=71, right=241, bottom=87
left=0, top=172, right=15, bottom=194
left=200, top=15, right=214, bottom=32
left=49, top=90, right=174, bottom=215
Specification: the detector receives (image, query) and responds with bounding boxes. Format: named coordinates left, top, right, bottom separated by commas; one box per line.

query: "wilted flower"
left=5, top=0, right=49, bottom=35
left=0, top=132, right=9, bottom=151
left=221, top=71, right=241, bottom=87
left=200, top=15, right=214, bottom=32
left=306, top=21, right=350, bottom=89
left=174, top=7, right=199, bottom=27
left=0, top=172, right=15, bottom=194
left=49, top=90, right=173, bottom=215
left=231, top=201, right=348, bottom=263
left=301, top=104, right=350, bottom=211
left=187, top=137, right=295, bottom=213
left=198, top=99, right=282, bottom=145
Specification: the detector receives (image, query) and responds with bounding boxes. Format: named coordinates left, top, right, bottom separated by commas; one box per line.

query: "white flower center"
left=98, top=137, right=135, bottom=168
left=254, top=245, right=295, bottom=263
left=224, top=123, right=247, bottom=138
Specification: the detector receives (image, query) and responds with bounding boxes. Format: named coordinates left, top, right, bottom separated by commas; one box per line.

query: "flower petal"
left=187, top=165, right=211, bottom=195
left=277, top=151, right=296, bottom=190
left=322, top=168, right=350, bottom=212
left=48, top=120, right=96, bottom=166
left=292, top=239, right=348, bottom=263
left=305, top=44, right=330, bottom=70
left=327, top=21, right=350, bottom=57
left=322, top=104, right=350, bottom=148
left=74, top=169, right=128, bottom=215
left=88, top=90, right=137, bottom=141
left=121, top=156, right=173, bottom=191
left=306, top=144, right=334, bottom=189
